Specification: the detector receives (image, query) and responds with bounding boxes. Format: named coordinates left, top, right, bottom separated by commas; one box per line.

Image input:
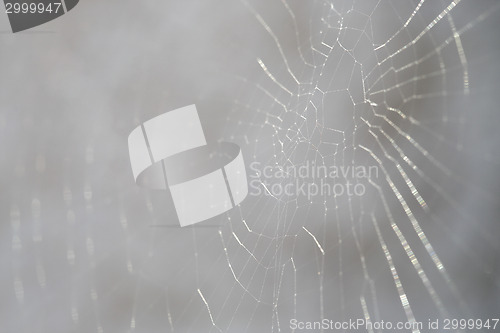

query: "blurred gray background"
left=0, top=0, right=499, bottom=332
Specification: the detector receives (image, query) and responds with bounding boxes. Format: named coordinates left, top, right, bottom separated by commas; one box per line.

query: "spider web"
left=3, top=0, right=500, bottom=332
left=205, top=0, right=500, bottom=331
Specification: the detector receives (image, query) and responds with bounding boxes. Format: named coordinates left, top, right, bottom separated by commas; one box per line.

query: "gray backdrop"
left=1, top=0, right=499, bottom=332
